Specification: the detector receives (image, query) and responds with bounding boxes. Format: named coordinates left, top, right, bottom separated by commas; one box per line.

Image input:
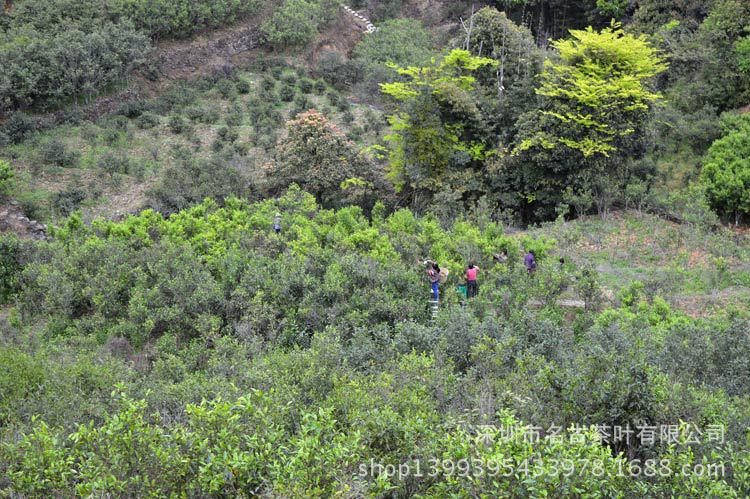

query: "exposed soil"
left=0, top=199, right=47, bottom=240
left=305, top=12, right=366, bottom=67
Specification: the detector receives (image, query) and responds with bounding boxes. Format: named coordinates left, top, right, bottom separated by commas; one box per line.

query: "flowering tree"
left=271, top=109, right=373, bottom=207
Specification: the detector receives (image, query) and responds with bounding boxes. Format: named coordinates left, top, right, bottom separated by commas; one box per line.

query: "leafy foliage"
left=269, top=109, right=387, bottom=208
left=380, top=49, right=497, bottom=205
left=21, top=186, right=524, bottom=347
left=146, top=156, right=245, bottom=214
left=0, top=0, right=269, bottom=112
left=457, top=7, right=543, bottom=143
left=261, top=0, right=337, bottom=50
left=0, top=18, right=149, bottom=112
left=3, top=3, right=750, bottom=496
left=700, top=113, right=750, bottom=224
left=506, top=23, right=667, bottom=220
left=1, top=188, right=750, bottom=495
left=350, top=18, right=435, bottom=98
left=520, top=23, right=667, bottom=158
left=0, top=159, right=13, bottom=196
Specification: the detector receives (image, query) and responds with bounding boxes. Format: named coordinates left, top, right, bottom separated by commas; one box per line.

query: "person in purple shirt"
left=524, top=250, right=537, bottom=276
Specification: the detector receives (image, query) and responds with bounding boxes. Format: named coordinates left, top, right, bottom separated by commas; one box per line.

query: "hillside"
left=2, top=0, right=750, bottom=496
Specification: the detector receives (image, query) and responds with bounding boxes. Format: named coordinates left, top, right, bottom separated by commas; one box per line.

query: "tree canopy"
left=380, top=49, right=497, bottom=205
left=701, top=113, right=750, bottom=224
left=520, top=22, right=668, bottom=158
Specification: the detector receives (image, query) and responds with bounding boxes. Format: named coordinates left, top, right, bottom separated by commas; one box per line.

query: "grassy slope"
left=530, top=211, right=750, bottom=315
left=2, top=66, right=385, bottom=222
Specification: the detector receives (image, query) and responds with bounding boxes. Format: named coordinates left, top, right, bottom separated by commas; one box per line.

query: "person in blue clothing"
left=426, top=261, right=440, bottom=301
left=273, top=212, right=281, bottom=234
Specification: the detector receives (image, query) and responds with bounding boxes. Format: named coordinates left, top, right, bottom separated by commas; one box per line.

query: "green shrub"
left=168, top=115, right=188, bottom=134
left=216, top=126, right=239, bottom=143
left=199, top=107, right=221, bottom=124
left=292, top=94, right=310, bottom=114
left=146, top=156, right=245, bottom=213
left=184, top=106, right=204, bottom=121
left=262, top=0, right=332, bottom=50
left=215, top=78, right=236, bottom=100
left=335, top=98, right=350, bottom=112
left=279, top=84, right=296, bottom=102
left=280, top=71, right=298, bottom=86
left=16, top=191, right=49, bottom=221
left=97, top=151, right=131, bottom=179
left=299, top=77, right=314, bottom=93
left=40, top=140, right=80, bottom=168
left=0, top=160, right=14, bottom=196
left=135, top=112, right=160, bottom=129
left=51, top=186, right=87, bottom=216
left=225, top=105, right=245, bottom=127
left=261, top=74, right=277, bottom=92
left=1, top=113, right=38, bottom=144
left=115, top=100, right=148, bottom=118
left=236, top=79, right=251, bottom=94
left=0, top=235, right=25, bottom=303
left=154, top=86, right=199, bottom=114
left=0, top=348, right=45, bottom=425
left=351, top=18, right=434, bottom=76
left=317, top=50, right=359, bottom=88
left=701, top=113, right=750, bottom=224
left=313, top=79, right=327, bottom=94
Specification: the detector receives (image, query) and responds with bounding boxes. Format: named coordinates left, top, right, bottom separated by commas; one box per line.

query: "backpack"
left=438, top=267, right=449, bottom=284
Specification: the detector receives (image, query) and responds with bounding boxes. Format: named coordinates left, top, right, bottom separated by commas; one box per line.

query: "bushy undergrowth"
left=1, top=62, right=378, bottom=224
left=20, top=185, right=537, bottom=346
left=2, top=186, right=750, bottom=496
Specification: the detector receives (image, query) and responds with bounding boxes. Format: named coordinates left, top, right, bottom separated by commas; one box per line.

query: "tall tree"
left=488, top=0, right=610, bottom=45
left=380, top=49, right=497, bottom=210
left=456, top=7, right=543, bottom=143
left=511, top=22, right=667, bottom=219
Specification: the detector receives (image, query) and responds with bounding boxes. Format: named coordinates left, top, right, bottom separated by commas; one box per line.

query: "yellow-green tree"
left=520, top=22, right=668, bottom=158
left=509, top=23, right=668, bottom=220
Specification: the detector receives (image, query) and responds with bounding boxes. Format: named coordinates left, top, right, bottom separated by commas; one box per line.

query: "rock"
left=0, top=210, right=8, bottom=218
